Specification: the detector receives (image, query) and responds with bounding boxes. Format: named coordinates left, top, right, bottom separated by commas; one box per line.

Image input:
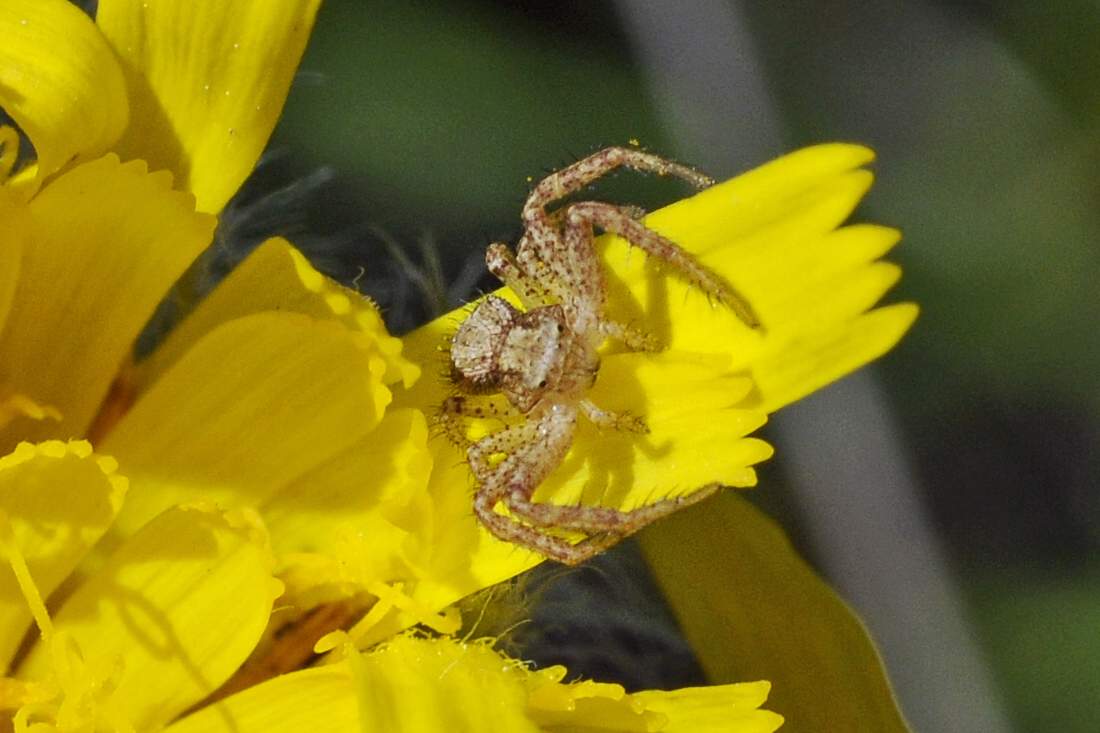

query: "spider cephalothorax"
left=442, top=146, right=761, bottom=565
left=450, top=296, right=596, bottom=412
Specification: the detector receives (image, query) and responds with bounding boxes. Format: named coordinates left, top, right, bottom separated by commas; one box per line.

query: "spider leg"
left=465, top=416, right=546, bottom=488
left=579, top=398, right=648, bottom=434
left=522, top=148, right=713, bottom=230
left=598, top=319, right=661, bottom=352
left=469, top=406, right=599, bottom=564
left=438, top=394, right=517, bottom=449
left=566, top=201, right=761, bottom=328
left=517, top=147, right=711, bottom=294
left=486, top=241, right=568, bottom=309
left=472, top=489, right=623, bottom=566
left=498, top=405, right=720, bottom=541
left=508, top=483, right=721, bottom=537
left=516, top=148, right=712, bottom=332
left=473, top=420, right=698, bottom=567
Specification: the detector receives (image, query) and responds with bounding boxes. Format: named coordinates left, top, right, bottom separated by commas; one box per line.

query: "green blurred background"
left=249, top=2, right=1099, bottom=731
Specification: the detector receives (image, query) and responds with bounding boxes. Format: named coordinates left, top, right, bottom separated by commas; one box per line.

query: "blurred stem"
left=616, top=1, right=1010, bottom=730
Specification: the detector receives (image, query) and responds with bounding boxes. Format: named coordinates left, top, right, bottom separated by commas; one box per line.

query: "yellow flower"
left=0, top=1, right=910, bottom=730
left=395, top=142, right=918, bottom=610
left=167, top=635, right=783, bottom=733
left=0, top=1, right=777, bottom=729
left=0, top=0, right=362, bottom=729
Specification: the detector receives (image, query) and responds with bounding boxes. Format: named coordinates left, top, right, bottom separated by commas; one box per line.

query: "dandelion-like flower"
left=0, top=1, right=912, bottom=730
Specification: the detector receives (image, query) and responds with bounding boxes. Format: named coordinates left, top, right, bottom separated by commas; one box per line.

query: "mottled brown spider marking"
left=443, top=146, right=760, bottom=565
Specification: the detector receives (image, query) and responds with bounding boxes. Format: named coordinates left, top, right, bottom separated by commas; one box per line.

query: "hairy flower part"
left=165, top=635, right=784, bottom=733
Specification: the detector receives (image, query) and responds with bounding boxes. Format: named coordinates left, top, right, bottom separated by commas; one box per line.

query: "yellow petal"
left=403, top=447, right=537, bottom=614
left=633, top=684, right=784, bottom=733
left=644, top=143, right=876, bottom=253
left=750, top=303, right=919, bottom=413
left=351, top=636, right=541, bottom=733
left=101, top=312, right=392, bottom=540
left=266, top=408, right=433, bottom=599
left=599, top=144, right=916, bottom=410
left=174, top=637, right=778, bottom=733
left=135, top=238, right=418, bottom=394
left=0, top=441, right=126, bottom=669
left=0, top=155, right=215, bottom=452
left=17, top=505, right=281, bottom=731
left=528, top=672, right=782, bottom=732
left=640, top=493, right=910, bottom=732
left=535, top=352, right=771, bottom=509
left=341, top=635, right=782, bottom=733
left=0, top=0, right=128, bottom=195
left=164, top=665, right=358, bottom=733
left=96, top=0, right=322, bottom=212
left=604, top=165, right=870, bottom=355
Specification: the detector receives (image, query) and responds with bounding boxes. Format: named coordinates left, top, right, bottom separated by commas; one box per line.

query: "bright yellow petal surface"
left=640, top=493, right=910, bottom=732
left=101, top=312, right=392, bottom=541
left=601, top=143, right=917, bottom=412
left=0, top=441, right=126, bottom=669
left=0, top=155, right=215, bottom=452
left=17, top=505, right=282, bottom=731
left=749, top=302, right=917, bottom=413
left=351, top=636, right=539, bottom=733
left=165, top=665, right=358, bottom=733
left=266, top=408, right=434, bottom=601
left=529, top=672, right=782, bottom=733
left=408, top=439, right=541, bottom=612
left=96, top=0, right=322, bottom=213
left=342, top=635, right=781, bottom=732
left=631, top=685, right=784, bottom=733
left=535, top=353, right=771, bottom=509
left=135, top=238, right=418, bottom=394
left=0, top=0, right=127, bottom=196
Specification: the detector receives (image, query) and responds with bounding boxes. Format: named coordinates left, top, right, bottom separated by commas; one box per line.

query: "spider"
left=441, top=146, right=761, bottom=565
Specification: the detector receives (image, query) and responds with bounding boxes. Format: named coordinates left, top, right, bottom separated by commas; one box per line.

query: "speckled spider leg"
left=579, top=398, right=649, bottom=434
left=485, top=242, right=567, bottom=309
left=598, top=320, right=661, bottom=352
left=466, top=414, right=560, bottom=492
left=494, top=404, right=718, bottom=539
left=466, top=407, right=600, bottom=563
left=522, top=148, right=714, bottom=230
left=565, top=201, right=761, bottom=327
left=462, top=405, right=660, bottom=563
left=507, top=482, right=721, bottom=536
left=520, top=148, right=713, bottom=267
left=492, top=231, right=658, bottom=352
left=474, top=484, right=624, bottom=566
left=438, top=394, right=517, bottom=449
left=516, top=147, right=716, bottom=332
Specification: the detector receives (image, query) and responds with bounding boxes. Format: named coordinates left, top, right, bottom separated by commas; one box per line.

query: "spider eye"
left=538, top=379, right=548, bottom=388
